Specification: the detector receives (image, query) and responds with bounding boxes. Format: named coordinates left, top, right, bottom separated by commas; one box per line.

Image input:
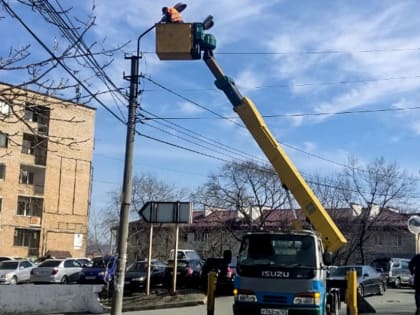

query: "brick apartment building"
left=0, top=82, right=95, bottom=258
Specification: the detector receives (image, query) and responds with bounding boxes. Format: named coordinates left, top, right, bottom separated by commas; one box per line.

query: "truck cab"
left=234, top=230, right=331, bottom=315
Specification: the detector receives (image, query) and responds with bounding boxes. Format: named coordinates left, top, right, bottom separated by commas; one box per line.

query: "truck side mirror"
left=323, top=252, right=333, bottom=266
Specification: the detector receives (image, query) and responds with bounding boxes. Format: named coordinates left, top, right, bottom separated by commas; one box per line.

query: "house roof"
left=129, top=206, right=415, bottom=230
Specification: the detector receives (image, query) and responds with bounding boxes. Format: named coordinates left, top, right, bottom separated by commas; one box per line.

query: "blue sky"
left=1, top=1, right=420, bottom=217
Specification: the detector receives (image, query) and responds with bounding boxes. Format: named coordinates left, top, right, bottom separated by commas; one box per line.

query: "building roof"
left=129, top=206, right=415, bottom=231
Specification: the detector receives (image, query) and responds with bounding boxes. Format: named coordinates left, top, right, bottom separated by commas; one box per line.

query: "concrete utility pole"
left=110, top=24, right=156, bottom=315
left=110, top=53, right=139, bottom=315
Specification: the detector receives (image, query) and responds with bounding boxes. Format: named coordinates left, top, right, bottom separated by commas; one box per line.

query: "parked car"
left=165, top=259, right=203, bottom=289
left=78, top=255, right=117, bottom=284
left=0, top=259, right=35, bottom=284
left=327, top=265, right=386, bottom=300
left=124, top=259, right=167, bottom=292
left=75, top=257, right=92, bottom=267
left=370, top=257, right=411, bottom=288
left=30, top=258, right=82, bottom=284
left=410, top=274, right=415, bottom=288
left=0, top=256, right=23, bottom=262
left=168, top=249, right=202, bottom=261
left=200, top=257, right=235, bottom=293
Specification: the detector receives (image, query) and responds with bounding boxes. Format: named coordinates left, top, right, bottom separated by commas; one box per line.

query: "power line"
left=141, top=76, right=420, bottom=183
left=144, top=76, right=243, bottom=128
left=141, top=104, right=420, bottom=120
left=1, top=1, right=126, bottom=126
left=143, top=47, right=420, bottom=56
left=140, top=108, right=265, bottom=165
left=7, top=2, right=420, bottom=196
left=33, top=0, right=128, bottom=120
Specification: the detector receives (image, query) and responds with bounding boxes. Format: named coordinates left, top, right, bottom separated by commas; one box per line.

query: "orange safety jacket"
left=167, top=7, right=183, bottom=23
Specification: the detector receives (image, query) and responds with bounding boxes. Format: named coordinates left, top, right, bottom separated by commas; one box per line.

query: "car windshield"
left=91, top=257, right=114, bottom=268
left=371, top=260, right=390, bottom=272
left=127, top=262, right=147, bottom=272
left=91, top=258, right=104, bottom=268
left=38, top=260, right=61, bottom=267
left=0, top=261, right=18, bottom=269
left=77, top=259, right=91, bottom=266
left=331, top=266, right=362, bottom=277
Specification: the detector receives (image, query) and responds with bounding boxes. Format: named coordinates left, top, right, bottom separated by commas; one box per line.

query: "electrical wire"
left=1, top=1, right=126, bottom=125
left=5, top=1, right=420, bottom=199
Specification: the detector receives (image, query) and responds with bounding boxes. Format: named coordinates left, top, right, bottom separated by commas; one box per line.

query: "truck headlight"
left=132, top=276, right=145, bottom=282
left=98, top=271, right=105, bottom=276
left=234, top=289, right=257, bottom=303
left=293, top=292, right=321, bottom=305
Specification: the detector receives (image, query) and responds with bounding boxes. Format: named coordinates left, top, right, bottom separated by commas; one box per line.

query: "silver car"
left=0, top=259, right=35, bottom=284
left=30, top=258, right=82, bottom=284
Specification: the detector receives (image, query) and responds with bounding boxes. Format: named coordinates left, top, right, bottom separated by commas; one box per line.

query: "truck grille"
left=263, top=295, right=289, bottom=304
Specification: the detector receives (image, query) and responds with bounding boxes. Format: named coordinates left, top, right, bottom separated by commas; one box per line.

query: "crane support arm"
left=203, top=51, right=346, bottom=253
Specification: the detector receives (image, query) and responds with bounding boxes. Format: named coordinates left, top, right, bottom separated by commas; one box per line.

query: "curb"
left=122, top=298, right=207, bottom=312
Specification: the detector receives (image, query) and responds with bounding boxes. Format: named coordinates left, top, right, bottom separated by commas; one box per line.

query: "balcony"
left=21, top=133, right=48, bottom=166
left=19, top=165, right=46, bottom=195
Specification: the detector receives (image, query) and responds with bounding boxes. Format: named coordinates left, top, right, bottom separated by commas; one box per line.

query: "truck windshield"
left=238, top=234, right=316, bottom=268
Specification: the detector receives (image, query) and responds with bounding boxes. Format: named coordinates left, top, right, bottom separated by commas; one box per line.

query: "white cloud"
left=179, top=101, right=205, bottom=114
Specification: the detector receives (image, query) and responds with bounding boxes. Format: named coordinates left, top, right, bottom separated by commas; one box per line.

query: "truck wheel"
left=394, top=277, right=401, bottom=288
left=377, top=282, right=385, bottom=296
left=326, top=292, right=339, bottom=315
left=331, top=293, right=339, bottom=315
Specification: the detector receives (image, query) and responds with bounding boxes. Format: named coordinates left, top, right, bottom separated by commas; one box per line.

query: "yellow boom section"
left=235, top=97, right=346, bottom=252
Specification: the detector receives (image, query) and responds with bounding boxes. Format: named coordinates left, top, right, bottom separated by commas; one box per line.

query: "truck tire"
left=326, top=291, right=340, bottom=315
left=331, top=293, right=339, bottom=315
left=377, top=282, right=385, bottom=295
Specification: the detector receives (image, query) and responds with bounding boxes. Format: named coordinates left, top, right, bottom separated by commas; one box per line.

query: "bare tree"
left=338, top=156, right=417, bottom=264
left=308, top=173, right=348, bottom=210
left=192, top=161, right=289, bottom=232
left=1, top=1, right=127, bottom=150
left=89, top=173, right=189, bottom=257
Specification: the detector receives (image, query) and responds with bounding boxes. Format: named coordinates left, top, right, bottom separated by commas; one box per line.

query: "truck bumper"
left=233, top=302, right=323, bottom=315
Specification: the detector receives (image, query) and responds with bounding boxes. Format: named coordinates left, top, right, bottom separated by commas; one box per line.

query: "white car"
left=0, top=259, right=35, bottom=284
left=30, top=258, right=82, bottom=284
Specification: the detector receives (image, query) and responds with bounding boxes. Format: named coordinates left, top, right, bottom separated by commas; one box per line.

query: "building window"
left=0, top=101, right=10, bottom=116
left=13, top=228, right=40, bottom=247
left=0, top=164, right=5, bottom=180
left=19, top=168, right=34, bottom=185
left=394, top=235, right=402, bottom=247
left=24, top=104, right=49, bottom=125
left=17, top=196, right=43, bottom=217
left=0, top=132, right=8, bottom=148
left=373, top=234, right=383, bottom=245
left=21, top=134, right=34, bottom=155
left=194, top=231, right=209, bottom=242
